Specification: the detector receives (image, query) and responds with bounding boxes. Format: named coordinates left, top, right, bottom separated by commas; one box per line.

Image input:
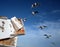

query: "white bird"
left=23, top=18, right=27, bottom=22
left=32, top=2, right=40, bottom=8
left=32, top=11, right=39, bottom=15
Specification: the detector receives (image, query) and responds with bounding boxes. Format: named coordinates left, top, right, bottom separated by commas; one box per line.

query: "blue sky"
left=0, top=0, right=60, bottom=47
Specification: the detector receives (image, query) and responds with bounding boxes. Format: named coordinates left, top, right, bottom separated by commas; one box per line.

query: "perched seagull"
left=32, top=2, right=40, bottom=8
left=44, top=34, right=52, bottom=39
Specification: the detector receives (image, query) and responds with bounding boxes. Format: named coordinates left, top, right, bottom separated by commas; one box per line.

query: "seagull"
left=23, top=18, right=27, bottom=22
left=39, top=25, right=47, bottom=29
left=32, top=11, right=39, bottom=16
left=44, top=34, right=52, bottom=39
left=32, top=2, right=40, bottom=8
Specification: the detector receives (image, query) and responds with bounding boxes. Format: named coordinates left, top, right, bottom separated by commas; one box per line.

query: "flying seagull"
left=23, top=18, right=27, bottom=22
left=32, top=11, right=39, bottom=16
left=44, top=34, right=52, bottom=39
left=32, top=2, right=40, bottom=8
left=39, top=25, right=47, bottom=29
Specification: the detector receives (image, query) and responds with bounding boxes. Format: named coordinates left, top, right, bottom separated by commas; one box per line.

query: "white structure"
left=0, top=16, right=25, bottom=47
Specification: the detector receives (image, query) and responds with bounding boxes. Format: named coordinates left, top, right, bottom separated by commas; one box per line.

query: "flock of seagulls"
left=22, top=2, right=56, bottom=46
left=31, top=2, right=52, bottom=39
left=31, top=2, right=56, bottom=46
left=23, top=2, right=52, bottom=39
